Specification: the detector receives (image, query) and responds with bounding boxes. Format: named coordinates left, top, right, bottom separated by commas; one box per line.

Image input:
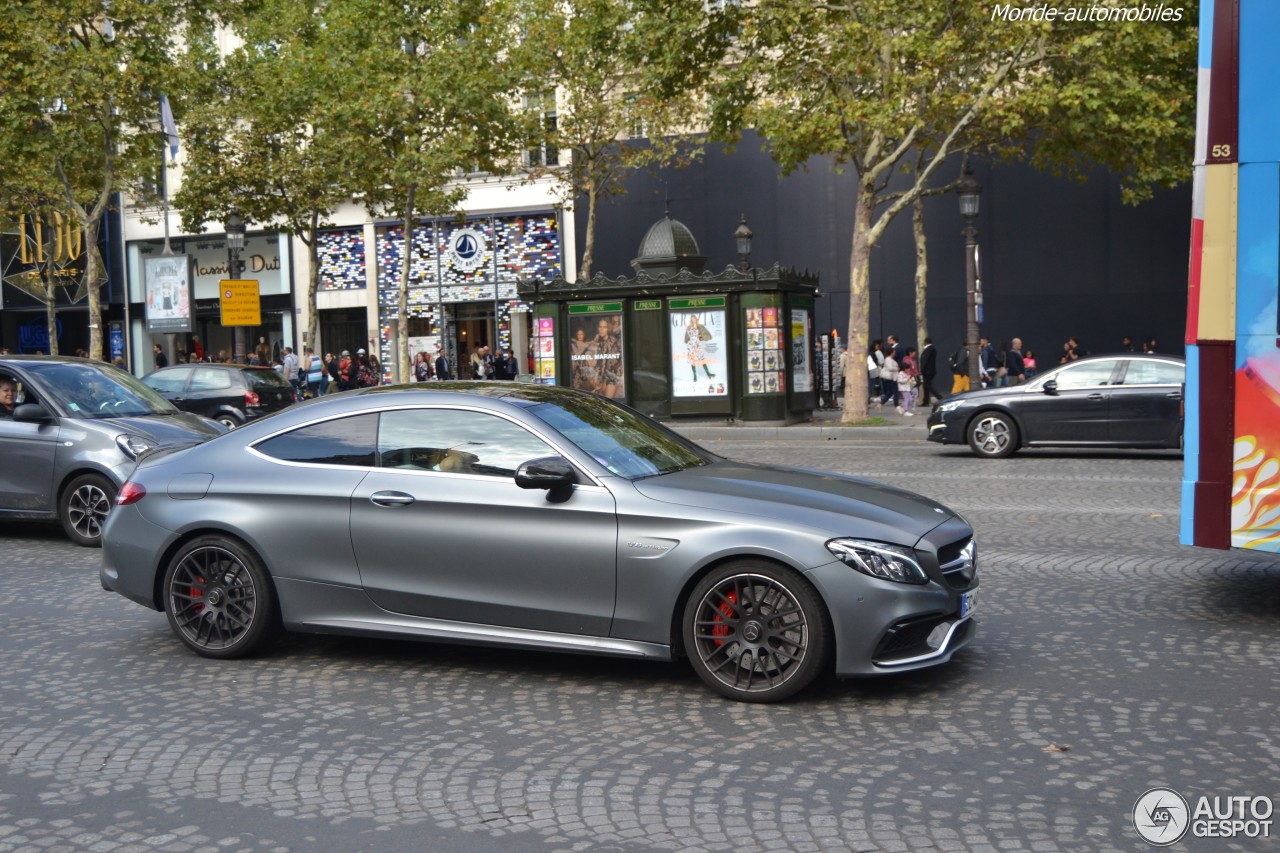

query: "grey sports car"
left=101, top=383, right=978, bottom=702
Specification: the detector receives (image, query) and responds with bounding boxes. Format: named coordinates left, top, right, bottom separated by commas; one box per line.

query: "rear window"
left=255, top=414, right=378, bottom=466
left=146, top=368, right=191, bottom=393
left=245, top=369, right=293, bottom=390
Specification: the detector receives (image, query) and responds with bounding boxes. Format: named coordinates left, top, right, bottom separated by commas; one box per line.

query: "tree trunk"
left=45, top=276, right=59, bottom=356
left=580, top=176, right=598, bottom=281
left=306, top=210, right=321, bottom=365
left=912, top=196, right=929, bottom=350
left=397, top=185, right=416, bottom=385
left=841, top=184, right=876, bottom=422
left=84, top=214, right=103, bottom=361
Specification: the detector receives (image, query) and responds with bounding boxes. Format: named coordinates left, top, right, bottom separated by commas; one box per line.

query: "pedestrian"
left=1006, top=337, right=1026, bottom=385
left=1122, top=335, right=1136, bottom=353
left=354, top=349, right=379, bottom=388
left=896, top=347, right=918, bottom=415
left=1143, top=337, right=1157, bottom=353
left=434, top=345, right=452, bottom=381
left=919, top=337, right=940, bottom=405
left=282, top=346, right=299, bottom=390
left=878, top=347, right=900, bottom=409
left=481, top=345, right=496, bottom=380
left=1023, top=349, right=1038, bottom=379
left=414, top=351, right=433, bottom=382
left=327, top=351, right=343, bottom=393
left=866, top=340, right=883, bottom=403
left=191, top=335, right=205, bottom=361
left=979, top=337, right=998, bottom=388
left=948, top=342, right=970, bottom=395
left=497, top=347, right=519, bottom=380
left=303, top=347, right=325, bottom=397
left=153, top=344, right=168, bottom=370
left=337, top=350, right=353, bottom=391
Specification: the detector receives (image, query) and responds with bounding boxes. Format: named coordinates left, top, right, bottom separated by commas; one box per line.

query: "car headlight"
left=826, top=539, right=928, bottom=584
left=116, top=434, right=154, bottom=460
left=936, top=399, right=965, bottom=414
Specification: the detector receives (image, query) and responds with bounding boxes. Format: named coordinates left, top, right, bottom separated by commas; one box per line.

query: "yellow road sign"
left=219, top=279, right=260, bottom=326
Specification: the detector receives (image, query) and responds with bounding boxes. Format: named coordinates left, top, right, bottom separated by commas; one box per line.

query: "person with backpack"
left=414, top=351, right=434, bottom=382
left=948, top=343, right=971, bottom=394
left=303, top=347, right=326, bottom=397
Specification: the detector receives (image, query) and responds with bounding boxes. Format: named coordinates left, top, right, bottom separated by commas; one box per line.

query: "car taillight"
left=116, top=481, right=147, bottom=505
left=245, top=390, right=261, bottom=406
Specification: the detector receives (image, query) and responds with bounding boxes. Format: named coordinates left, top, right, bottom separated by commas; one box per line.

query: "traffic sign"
left=219, top=279, right=260, bottom=326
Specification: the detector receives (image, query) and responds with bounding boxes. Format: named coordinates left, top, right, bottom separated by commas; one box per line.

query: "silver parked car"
left=0, top=356, right=224, bottom=546
left=101, top=383, right=978, bottom=702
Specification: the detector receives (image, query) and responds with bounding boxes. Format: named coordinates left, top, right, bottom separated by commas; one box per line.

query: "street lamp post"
left=956, top=166, right=982, bottom=389
left=225, top=209, right=247, bottom=363
left=734, top=215, right=753, bottom=272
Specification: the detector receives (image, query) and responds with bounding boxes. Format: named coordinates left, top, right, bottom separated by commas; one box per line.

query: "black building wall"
left=576, top=131, right=1192, bottom=366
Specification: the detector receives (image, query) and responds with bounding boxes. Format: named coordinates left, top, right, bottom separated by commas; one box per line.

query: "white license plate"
left=960, top=590, right=978, bottom=619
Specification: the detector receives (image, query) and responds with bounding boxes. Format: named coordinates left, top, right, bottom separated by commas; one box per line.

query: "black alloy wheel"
left=59, top=473, right=116, bottom=547
left=967, top=411, right=1019, bottom=458
left=163, top=536, right=279, bottom=659
left=683, top=561, right=831, bottom=703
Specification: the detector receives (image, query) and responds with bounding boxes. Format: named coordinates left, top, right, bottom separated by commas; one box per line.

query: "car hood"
left=940, top=385, right=1028, bottom=405
left=100, top=412, right=224, bottom=444
left=632, top=460, right=958, bottom=543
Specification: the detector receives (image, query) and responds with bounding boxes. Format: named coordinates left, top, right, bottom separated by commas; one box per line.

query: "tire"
left=215, top=414, right=241, bottom=430
left=59, top=473, right=116, bottom=547
left=683, top=560, right=831, bottom=703
left=162, top=535, right=280, bottom=659
left=967, top=411, right=1018, bottom=458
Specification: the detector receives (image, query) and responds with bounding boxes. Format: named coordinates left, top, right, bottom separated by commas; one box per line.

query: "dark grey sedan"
left=0, top=356, right=224, bottom=546
left=927, top=353, right=1185, bottom=458
left=101, top=384, right=977, bottom=702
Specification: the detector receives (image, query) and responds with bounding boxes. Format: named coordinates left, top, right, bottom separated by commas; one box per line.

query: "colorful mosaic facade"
left=317, top=228, right=367, bottom=291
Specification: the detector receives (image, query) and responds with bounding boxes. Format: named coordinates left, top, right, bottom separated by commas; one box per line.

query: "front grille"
left=938, top=537, right=976, bottom=589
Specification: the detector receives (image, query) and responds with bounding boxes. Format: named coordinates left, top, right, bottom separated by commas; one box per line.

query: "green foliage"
left=520, top=0, right=733, bottom=278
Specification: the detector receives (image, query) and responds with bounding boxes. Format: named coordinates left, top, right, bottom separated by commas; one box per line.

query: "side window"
left=378, top=409, right=556, bottom=478
left=1120, top=360, right=1184, bottom=386
left=256, top=414, right=378, bottom=466
left=146, top=369, right=189, bottom=394
left=190, top=368, right=233, bottom=391
left=1053, top=360, right=1119, bottom=390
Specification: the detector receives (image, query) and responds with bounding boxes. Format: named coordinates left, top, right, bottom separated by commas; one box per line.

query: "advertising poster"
left=792, top=309, right=812, bottom=392
left=671, top=306, right=727, bottom=397
left=143, top=255, right=192, bottom=333
left=534, top=316, right=556, bottom=385
left=567, top=305, right=625, bottom=398
left=1233, top=290, right=1280, bottom=550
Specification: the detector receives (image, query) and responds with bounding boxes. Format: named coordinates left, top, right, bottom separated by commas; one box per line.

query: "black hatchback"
left=927, top=353, right=1185, bottom=458
left=143, top=364, right=299, bottom=429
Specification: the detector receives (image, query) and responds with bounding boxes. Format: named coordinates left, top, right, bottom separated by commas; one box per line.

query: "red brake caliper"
left=189, top=576, right=205, bottom=614
left=712, top=590, right=737, bottom=646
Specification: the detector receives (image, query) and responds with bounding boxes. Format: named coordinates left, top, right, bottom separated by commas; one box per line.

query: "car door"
left=1108, top=359, right=1185, bottom=444
left=350, top=407, right=618, bottom=636
left=0, top=373, right=60, bottom=512
left=1015, top=359, right=1121, bottom=443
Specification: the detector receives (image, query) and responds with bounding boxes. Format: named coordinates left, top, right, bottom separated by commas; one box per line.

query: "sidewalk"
left=661, top=399, right=934, bottom=442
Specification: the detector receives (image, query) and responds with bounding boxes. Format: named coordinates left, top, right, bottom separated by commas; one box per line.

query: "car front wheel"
left=215, top=413, right=242, bottom=429
left=59, top=473, right=116, bottom=547
left=683, top=561, right=831, bottom=703
left=163, top=536, right=279, bottom=659
left=968, top=412, right=1018, bottom=458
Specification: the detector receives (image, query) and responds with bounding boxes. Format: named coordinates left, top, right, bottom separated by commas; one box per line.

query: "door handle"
left=1086, top=393, right=1104, bottom=401
left=370, top=491, right=415, bottom=507
left=1166, top=392, right=1182, bottom=400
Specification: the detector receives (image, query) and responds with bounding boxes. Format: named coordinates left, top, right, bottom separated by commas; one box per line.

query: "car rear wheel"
left=683, top=561, right=831, bottom=703
left=215, top=414, right=241, bottom=429
left=968, top=412, right=1018, bottom=458
left=59, top=473, right=116, bottom=547
left=163, top=535, right=279, bottom=659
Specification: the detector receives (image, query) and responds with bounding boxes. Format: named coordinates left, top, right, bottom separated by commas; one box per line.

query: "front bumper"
left=804, top=559, right=977, bottom=677
left=927, top=408, right=964, bottom=444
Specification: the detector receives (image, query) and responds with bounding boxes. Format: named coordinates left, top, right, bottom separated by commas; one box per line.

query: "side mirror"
left=1042, top=380, right=1058, bottom=396
left=515, top=455, right=577, bottom=491
left=14, top=402, right=53, bottom=423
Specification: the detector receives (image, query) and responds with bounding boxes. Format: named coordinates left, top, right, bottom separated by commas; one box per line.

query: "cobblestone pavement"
left=2, top=429, right=1278, bottom=853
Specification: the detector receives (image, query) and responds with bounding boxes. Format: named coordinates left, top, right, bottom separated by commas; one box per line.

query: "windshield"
left=529, top=393, right=713, bottom=480
left=28, top=362, right=179, bottom=419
